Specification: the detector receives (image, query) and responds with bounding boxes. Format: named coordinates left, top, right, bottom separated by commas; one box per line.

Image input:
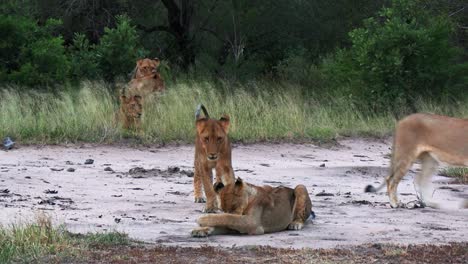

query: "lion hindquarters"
left=288, top=185, right=313, bottom=230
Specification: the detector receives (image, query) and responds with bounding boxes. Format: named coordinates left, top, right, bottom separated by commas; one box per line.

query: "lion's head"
left=134, top=58, right=160, bottom=78
left=213, top=178, right=249, bottom=214
left=196, top=115, right=230, bottom=161
left=119, top=94, right=143, bottom=127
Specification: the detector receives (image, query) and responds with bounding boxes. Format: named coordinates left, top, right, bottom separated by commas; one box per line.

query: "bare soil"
left=1, top=139, right=467, bottom=249
left=82, top=242, right=468, bottom=264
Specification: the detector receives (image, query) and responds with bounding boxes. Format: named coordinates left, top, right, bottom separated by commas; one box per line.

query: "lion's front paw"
left=288, top=221, right=304, bottom=230
left=191, top=227, right=211, bottom=237
left=203, top=206, right=219, bottom=213
left=194, top=197, right=206, bottom=203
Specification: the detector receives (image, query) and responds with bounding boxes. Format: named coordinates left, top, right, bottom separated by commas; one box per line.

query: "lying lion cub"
left=191, top=178, right=314, bottom=237
left=193, top=104, right=235, bottom=213
left=365, top=113, right=468, bottom=208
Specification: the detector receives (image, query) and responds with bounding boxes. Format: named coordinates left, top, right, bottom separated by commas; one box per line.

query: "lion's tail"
left=364, top=179, right=387, bottom=193
left=195, top=104, right=209, bottom=119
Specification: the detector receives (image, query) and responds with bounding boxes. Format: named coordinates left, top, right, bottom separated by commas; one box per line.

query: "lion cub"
left=191, top=178, right=314, bottom=237
left=119, top=94, right=142, bottom=129
left=193, top=104, right=235, bottom=213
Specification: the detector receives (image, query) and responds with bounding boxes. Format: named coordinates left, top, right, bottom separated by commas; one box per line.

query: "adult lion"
left=365, top=113, right=468, bottom=208
left=128, top=58, right=165, bottom=97
left=132, top=58, right=160, bottom=79
left=118, top=93, right=143, bottom=129
left=128, top=74, right=165, bottom=96
left=193, top=104, right=235, bottom=213
left=191, top=178, right=314, bottom=237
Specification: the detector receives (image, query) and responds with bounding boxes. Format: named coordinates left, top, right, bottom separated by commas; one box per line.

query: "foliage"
left=68, top=33, right=101, bottom=80
left=95, top=15, right=148, bottom=81
left=0, top=15, right=70, bottom=88
left=323, top=0, right=468, bottom=113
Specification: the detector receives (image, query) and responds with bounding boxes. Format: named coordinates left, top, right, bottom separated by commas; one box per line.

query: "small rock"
left=44, top=189, right=58, bottom=194
left=168, top=166, right=180, bottom=173
left=3, top=137, right=15, bottom=150
left=25, top=176, right=31, bottom=179
left=316, top=191, right=334, bottom=197
left=114, top=218, right=121, bottom=223
left=319, top=163, right=326, bottom=168
left=67, top=168, right=75, bottom=172
left=84, top=159, right=94, bottom=165
left=104, top=167, right=114, bottom=172
left=50, top=168, right=64, bottom=172
left=181, top=170, right=194, bottom=177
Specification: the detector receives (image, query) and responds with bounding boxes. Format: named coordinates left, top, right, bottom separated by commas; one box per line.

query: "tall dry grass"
left=0, top=80, right=467, bottom=144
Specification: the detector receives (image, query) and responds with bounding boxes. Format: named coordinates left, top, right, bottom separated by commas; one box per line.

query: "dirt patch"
left=0, top=139, right=467, bottom=249
left=83, top=242, right=468, bottom=264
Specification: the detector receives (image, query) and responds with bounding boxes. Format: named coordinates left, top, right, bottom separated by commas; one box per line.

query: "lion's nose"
left=208, top=154, right=218, bottom=161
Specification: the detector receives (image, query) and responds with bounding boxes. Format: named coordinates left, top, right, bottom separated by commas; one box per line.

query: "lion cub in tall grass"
left=193, top=105, right=235, bottom=213
left=191, top=178, right=314, bottom=237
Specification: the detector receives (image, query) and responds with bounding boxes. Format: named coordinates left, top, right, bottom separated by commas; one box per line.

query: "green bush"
left=69, top=33, right=101, bottom=80
left=95, top=15, right=148, bottom=81
left=323, top=0, right=468, bottom=114
left=0, top=15, right=70, bottom=88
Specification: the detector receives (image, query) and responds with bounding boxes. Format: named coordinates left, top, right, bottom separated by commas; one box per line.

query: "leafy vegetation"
left=0, top=0, right=466, bottom=142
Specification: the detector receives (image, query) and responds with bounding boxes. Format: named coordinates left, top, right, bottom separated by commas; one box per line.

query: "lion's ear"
left=214, top=182, right=224, bottom=193
left=235, top=177, right=243, bottom=186
left=219, top=115, right=230, bottom=133
left=195, top=119, right=207, bottom=135
left=136, top=59, right=143, bottom=67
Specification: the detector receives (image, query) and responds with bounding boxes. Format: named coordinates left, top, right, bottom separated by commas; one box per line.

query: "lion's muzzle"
left=207, top=154, right=218, bottom=161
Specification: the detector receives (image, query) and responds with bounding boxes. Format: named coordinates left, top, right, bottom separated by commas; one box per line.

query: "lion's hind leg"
left=288, top=185, right=313, bottom=230
left=414, top=152, right=439, bottom=208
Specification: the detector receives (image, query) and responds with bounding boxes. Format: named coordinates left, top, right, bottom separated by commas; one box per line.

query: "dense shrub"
left=0, top=15, right=70, bottom=88
left=323, top=0, right=468, bottom=114
left=95, top=15, right=148, bottom=81
left=69, top=33, right=101, bottom=80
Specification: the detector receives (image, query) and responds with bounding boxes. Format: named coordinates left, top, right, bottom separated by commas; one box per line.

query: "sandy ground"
left=0, top=139, right=467, bottom=249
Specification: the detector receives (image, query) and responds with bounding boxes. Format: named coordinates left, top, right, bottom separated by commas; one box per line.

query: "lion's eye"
left=204, top=137, right=209, bottom=142
left=217, top=137, right=223, bottom=143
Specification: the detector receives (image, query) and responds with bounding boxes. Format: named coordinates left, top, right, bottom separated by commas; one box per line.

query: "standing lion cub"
left=193, top=105, right=235, bottom=213
left=365, top=113, right=468, bottom=208
left=191, top=178, right=314, bottom=237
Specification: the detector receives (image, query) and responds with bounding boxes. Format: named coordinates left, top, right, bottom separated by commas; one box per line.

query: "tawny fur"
left=193, top=109, right=235, bottom=213
left=119, top=94, right=143, bottom=130
left=128, top=58, right=165, bottom=97
left=365, top=113, right=468, bottom=208
left=191, top=178, right=313, bottom=237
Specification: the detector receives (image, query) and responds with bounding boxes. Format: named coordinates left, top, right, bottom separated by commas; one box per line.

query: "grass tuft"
left=0, top=213, right=131, bottom=263
left=439, top=167, right=468, bottom=184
